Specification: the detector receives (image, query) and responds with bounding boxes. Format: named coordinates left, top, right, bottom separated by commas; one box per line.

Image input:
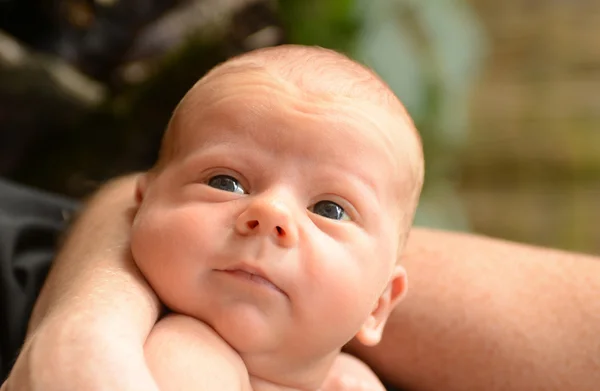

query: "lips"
left=219, top=264, right=286, bottom=296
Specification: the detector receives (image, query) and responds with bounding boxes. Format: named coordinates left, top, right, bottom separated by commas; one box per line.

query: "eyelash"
left=201, top=169, right=250, bottom=192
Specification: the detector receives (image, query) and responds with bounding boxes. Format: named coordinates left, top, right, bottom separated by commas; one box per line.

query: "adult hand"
left=3, top=175, right=161, bottom=391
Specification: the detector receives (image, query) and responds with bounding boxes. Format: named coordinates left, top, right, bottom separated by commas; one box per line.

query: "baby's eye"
left=207, top=175, right=246, bottom=194
left=309, top=200, right=350, bottom=221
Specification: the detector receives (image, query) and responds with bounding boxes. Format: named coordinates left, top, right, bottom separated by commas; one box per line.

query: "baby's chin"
left=200, top=301, right=290, bottom=355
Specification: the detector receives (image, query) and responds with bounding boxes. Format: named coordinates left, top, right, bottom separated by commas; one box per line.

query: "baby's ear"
left=355, top=265, right=407, bottom=346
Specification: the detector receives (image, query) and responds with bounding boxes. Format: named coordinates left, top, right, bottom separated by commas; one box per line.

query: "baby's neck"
left=241, top=349, right=339, bottom=391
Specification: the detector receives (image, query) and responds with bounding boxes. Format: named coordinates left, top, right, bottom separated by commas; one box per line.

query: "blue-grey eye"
left=207, top=175, right=246, bottom=194
left=310, top=200, right=349, bottom=221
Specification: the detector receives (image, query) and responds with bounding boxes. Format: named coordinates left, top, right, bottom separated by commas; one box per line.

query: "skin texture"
left=131, top=46, right=422, bottom=390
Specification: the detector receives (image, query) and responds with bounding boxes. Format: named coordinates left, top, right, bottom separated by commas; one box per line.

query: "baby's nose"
left=235, top=197, right=298, bottom=248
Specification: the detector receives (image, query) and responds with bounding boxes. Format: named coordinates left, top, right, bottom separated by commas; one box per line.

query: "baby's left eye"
left=309, top=200, right=350, bottom=221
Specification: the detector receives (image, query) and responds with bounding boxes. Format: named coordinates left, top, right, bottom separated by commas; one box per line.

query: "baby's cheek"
left=130, top=205, right=215, bottom=315
left=131, top=207, right=184, bottom=290
left=311, top=256, right=373, bottom=328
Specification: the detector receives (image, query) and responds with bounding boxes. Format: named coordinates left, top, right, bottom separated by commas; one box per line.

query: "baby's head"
left=132, top=45, right=423, bottom=382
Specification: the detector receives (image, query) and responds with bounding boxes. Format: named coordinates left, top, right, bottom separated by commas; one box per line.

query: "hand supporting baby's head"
left=131, top=45, right=424, bottom=388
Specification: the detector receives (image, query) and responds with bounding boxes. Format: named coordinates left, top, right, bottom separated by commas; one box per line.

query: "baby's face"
left=131, top=71, right=417, bottom=364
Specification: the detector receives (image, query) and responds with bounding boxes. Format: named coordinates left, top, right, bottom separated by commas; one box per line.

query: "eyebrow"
left=178, top=142, right=258, bottom=173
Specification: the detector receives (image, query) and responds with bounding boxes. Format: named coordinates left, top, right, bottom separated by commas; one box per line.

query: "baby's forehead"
left=196, top=47, right=404, bottom=114
left=178, top=54, right=414, bottom=146
left=178, top=67, right=417, bottom=167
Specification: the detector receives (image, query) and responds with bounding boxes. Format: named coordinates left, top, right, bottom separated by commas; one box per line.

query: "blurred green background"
left=1, top=0, right=599, bottom=255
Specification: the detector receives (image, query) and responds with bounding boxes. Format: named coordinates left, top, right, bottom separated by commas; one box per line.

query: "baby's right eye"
left=207, top=175, right=246, bottom=195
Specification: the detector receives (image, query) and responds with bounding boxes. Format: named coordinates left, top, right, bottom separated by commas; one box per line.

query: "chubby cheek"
left=301, top=222, right=399, bottom=342
left=130, top=202, right=221, bottom=309
left=298, top=238, right=381, bottom=346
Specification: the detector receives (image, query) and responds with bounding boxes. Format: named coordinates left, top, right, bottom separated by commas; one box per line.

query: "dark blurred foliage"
left=0, top=0, right=181, bottom=81
left=0, top=0, right=358, bottom=197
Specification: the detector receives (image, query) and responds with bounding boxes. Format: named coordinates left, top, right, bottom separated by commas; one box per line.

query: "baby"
left=130, top=45, right=424, bottom=390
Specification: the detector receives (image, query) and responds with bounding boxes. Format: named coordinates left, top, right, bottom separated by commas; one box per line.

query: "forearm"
left=30, top=175, right=160, bottom=336
left=8, top=175, right=161, bottom=391
left=348, top=227, right=600, bottom=391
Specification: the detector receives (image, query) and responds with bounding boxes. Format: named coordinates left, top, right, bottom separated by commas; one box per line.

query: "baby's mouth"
left=220, top=267, right=286, bottom=296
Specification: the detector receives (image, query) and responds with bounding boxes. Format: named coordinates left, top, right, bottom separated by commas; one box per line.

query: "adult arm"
left=347, top=228, right=600, bottom=391
left=4, top=175, right=161, bottom=391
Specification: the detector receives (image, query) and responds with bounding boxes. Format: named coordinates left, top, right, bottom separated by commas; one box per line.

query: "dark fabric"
left=0, top=179, right=78, bottom=381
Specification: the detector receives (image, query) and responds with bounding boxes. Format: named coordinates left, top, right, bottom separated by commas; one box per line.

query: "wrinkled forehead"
left=179, top=71, right=415, bottom=152
left=175, top=67, right=417, bottom=145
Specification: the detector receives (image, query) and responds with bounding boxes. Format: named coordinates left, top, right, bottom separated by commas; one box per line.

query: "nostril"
left=276, top=226, right=284, bottom=235
left=247, top=220, right=259, bottom=229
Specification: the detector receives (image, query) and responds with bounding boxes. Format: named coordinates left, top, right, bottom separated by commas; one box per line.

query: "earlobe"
left=355, top=265, right=407, bottom=346
left=355, top=317, right=384, bottom=346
